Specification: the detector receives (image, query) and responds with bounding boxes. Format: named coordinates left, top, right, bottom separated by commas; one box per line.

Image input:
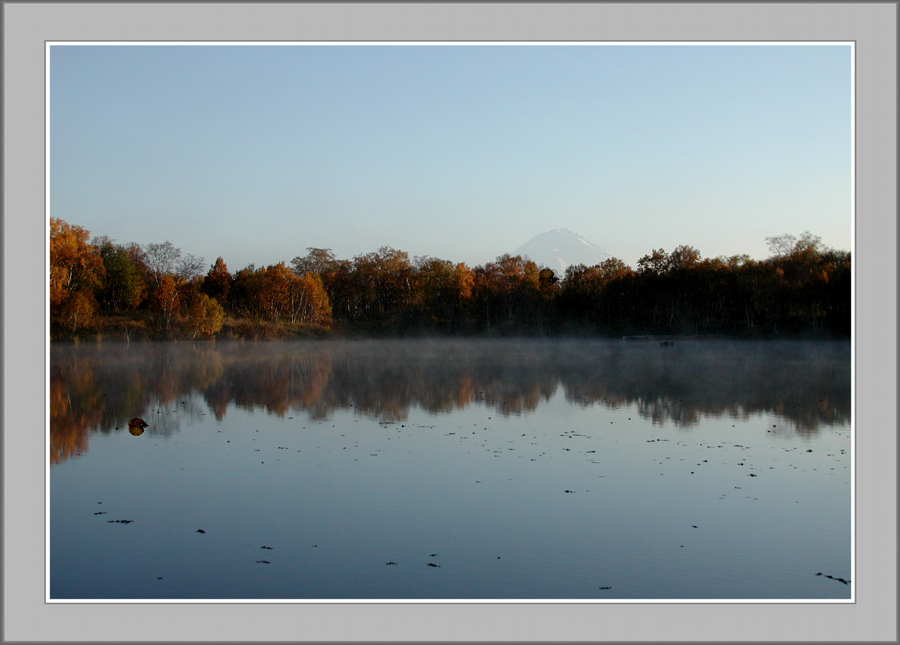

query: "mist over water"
left=50, top=339, right=851, bottom=600
left=51, top=339, right=849, bottom=453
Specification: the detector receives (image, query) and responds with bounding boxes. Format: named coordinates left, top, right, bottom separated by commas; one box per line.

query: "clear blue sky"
left=50, top=43, right=851, bottom=272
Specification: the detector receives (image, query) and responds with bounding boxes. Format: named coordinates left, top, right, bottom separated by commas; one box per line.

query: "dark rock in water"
left=196, top=529, right=206, bottom=533
left=107, top=519, right=133, bottom=524
left=94, top=512, right=107, bottom=515
left=430, top=554, right=438, bottom=557
left=386, top=562, right=398, bottom=565
left=427, top=563, right=441, bottom=567
left=599, top=586, right=612, bottom=590
left=261, top=546, right=273, bottom=550
left=256, top=560, right=270, bottom=564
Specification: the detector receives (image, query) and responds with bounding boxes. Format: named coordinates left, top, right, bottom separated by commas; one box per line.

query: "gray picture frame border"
left=3, top=2, right=896, bottom=642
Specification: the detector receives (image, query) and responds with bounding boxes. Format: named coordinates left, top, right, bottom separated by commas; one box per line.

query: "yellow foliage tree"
left=181, top=291, right=225, bottom=338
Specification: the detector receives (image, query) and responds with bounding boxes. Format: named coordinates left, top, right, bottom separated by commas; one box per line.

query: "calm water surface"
left=50, top=339, right=851, bottom=600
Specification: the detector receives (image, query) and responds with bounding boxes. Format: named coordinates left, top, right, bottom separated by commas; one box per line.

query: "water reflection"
left=50, top=339, right=850, bottom=463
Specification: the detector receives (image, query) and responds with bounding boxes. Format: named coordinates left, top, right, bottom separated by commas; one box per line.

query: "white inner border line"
left=44, top=39, right=856, bottom=605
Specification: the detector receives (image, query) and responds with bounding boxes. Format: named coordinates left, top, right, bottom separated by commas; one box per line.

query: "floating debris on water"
left=128, top=417, right=148, bottom=436
left=816, top=573, right=850, bottom=585
left=107, top=520, right=133, bottom=524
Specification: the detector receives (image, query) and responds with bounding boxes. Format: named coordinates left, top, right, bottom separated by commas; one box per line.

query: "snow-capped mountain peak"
left=513, top=228, right=614, bottom=275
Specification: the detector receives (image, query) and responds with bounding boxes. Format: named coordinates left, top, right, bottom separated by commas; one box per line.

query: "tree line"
left=49, top=218, right=850, bottom=340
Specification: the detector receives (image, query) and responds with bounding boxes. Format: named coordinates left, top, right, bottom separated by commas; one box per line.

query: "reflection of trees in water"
left=50, top=354, right=103, bottom=463
left=50, top=339, right=850, bottom=462
left=200, top=349, right=332, bottom=420
left=314, top=343, right=560, bottom=421
left=558, top=341, right=850, bottom=432
left=50, top=343, right=217, bottom=457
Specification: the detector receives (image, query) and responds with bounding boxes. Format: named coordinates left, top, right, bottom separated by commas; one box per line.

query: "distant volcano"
left=513, top=228, right=614, bottom=275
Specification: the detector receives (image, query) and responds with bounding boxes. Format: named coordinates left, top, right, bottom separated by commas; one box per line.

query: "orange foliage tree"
left=201, top=257, right=232, bottom=306
left=413, top=257, right=474, bottom=332
left=149, top=274, right=181, bottom=333
left=291, top=272, right=333, bottom=327
left=472, top=254, right=542, bottom=331
left=50, top=218, right=105, bottom=335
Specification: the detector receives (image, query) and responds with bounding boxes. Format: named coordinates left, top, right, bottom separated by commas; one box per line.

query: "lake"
left=49, top=338, right=852, bottom=601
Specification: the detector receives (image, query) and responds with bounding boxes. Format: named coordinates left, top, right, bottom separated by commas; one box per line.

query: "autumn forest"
left=49, top=218, right=851, bottom=341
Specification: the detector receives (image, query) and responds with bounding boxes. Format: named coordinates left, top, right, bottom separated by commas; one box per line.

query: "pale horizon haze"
left=49, top=43, right=852, bottom=272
